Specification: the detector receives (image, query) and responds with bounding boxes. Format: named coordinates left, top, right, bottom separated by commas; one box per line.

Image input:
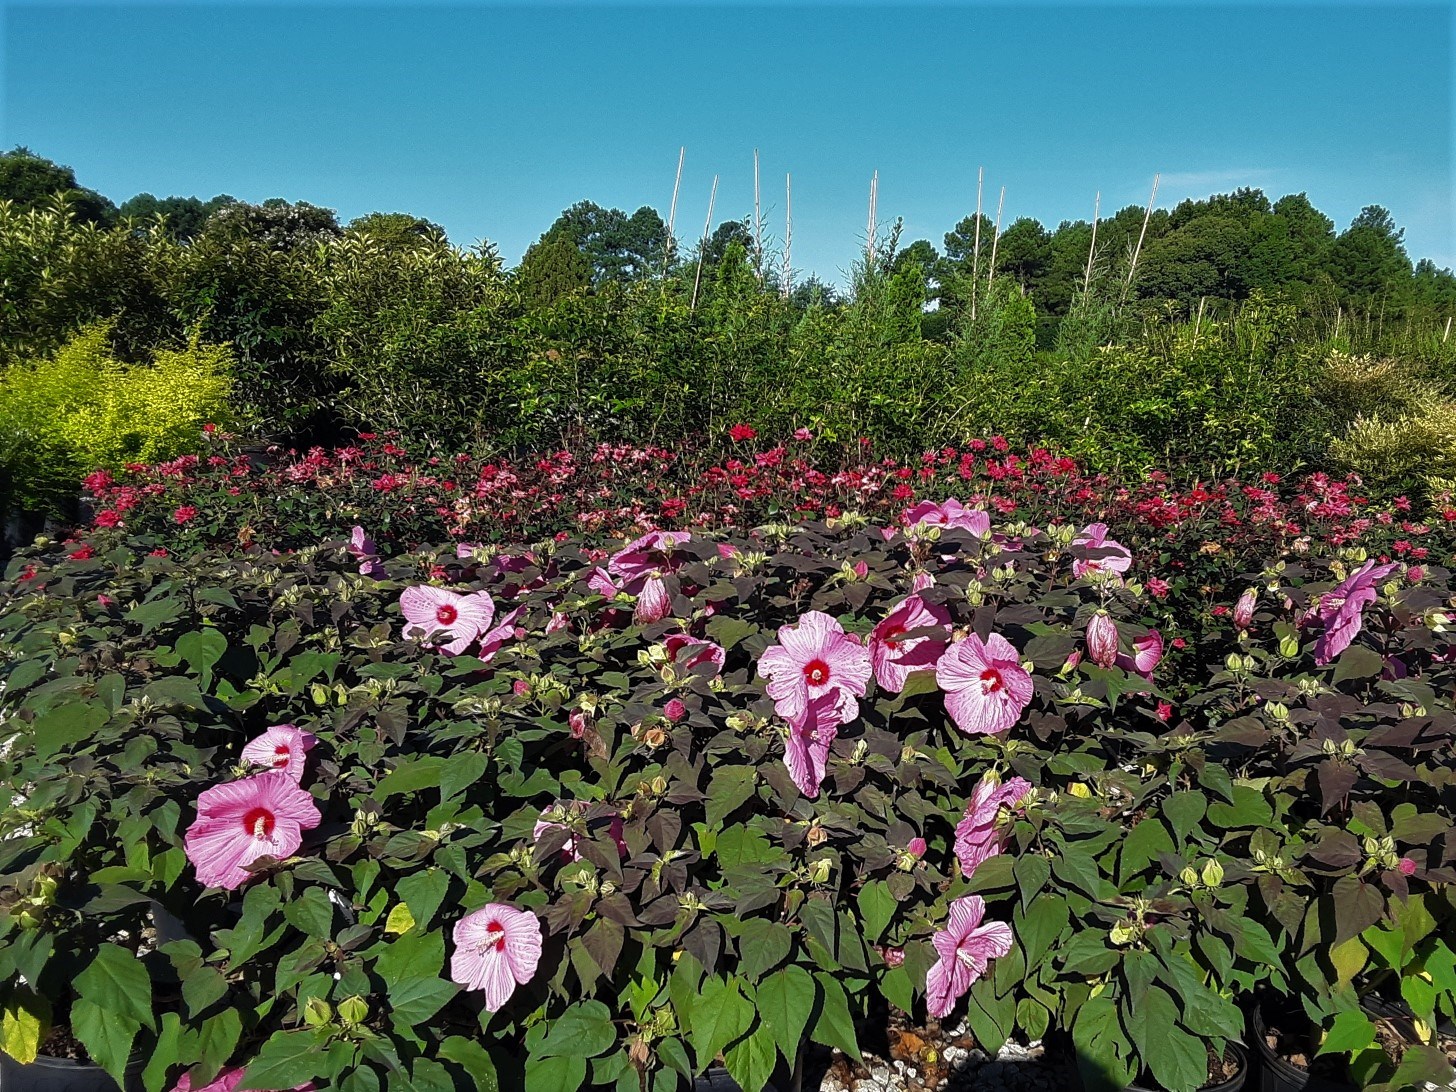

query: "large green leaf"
left=724, top=1022, right=779, bottom=1092
left=237, top=1031, right=330, bottom=1090
left=811, top=972, right=861, bottom=1063
left=690, top=977, right=755, bottom=1069
left=538, top=1001, right=617, bottom=1058
left=70, top=999, right=137, bottom=1088
left=754, top=966, right=816, bottom=1061
left=75, top=943, right=153, bottom=1030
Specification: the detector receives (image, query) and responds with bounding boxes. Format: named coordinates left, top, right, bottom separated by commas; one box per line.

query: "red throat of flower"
left=980, top=667, right=1004, bottom=694
left=804, top=660, right=830, bottom=686
left=243, top=807, right=275, bottom=839
left=272, top=745, right=290, bottom=766
left=436, top=604, right=459, bottom=626
left=485, top=921, right=506, bottom=952
left=882, top=625, right=907, bottom=647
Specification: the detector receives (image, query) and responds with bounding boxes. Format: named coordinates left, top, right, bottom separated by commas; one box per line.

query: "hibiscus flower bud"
left=663, top=698, right=686, bottom=722
left=1086, top=612, right=1119, bottom=668
left=1234, top=588, right=1257, bottom=630
left=1398, top=857, right=1418, bottom=876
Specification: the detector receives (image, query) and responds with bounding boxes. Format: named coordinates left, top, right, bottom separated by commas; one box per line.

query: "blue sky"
left=3, top=1, right=1452, bottom=282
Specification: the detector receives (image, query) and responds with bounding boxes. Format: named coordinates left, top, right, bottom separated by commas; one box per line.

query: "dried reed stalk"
left=690, top=174, right=718, bottom=312
left=1121, top=172, right=1160, bottom=304
left=782, top=173, right=793, bottom=300
left=753, top=148, right=763, bottom=281
left=970, top=166, right=984, bottom=321
left=1082, top=191, right=1100, bottom=298
left=662, top=146, right=684, bottom=276
left=986, top=185, right=1006, bottom=289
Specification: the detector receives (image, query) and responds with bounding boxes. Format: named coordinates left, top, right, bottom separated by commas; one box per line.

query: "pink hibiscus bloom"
left=450, top=903, right=543, bottom=1012
left=1116, top=629, right=1163, bottom=680
left=903, top=498, right=991, bottom=537
left=172, top=1067, right=314, bottom=1092
left=1085, top=612, right=1119, bottom=668
left=348, top=525, right=384, bottom=577
left=478, top=606, right=524, bottom=664
left=954, top=772, right=1033, bottom=878
left=783, top=694, right=843, bottom=798
left=665, top=633, right=727, bottom=674
left=758, top=610, right=873, bottom=729
left=1310, top=560, right=1399, bottom=665
left=937, top=633, right=1033, bottom=736
left=1071, top=522, right=1132, bottom=579
left=240, top=724, right=317, bottom=783
left=400, top=586, right=497, bottom=656
left=533, top=802, right=627, bottom=862
left=184, top=772, right=321, bottom=890
left=925, top=895, right=1014, bottom=1018
left=597, top=531, right=691, bottom=625
left=870, top=596, right=951, bottom=692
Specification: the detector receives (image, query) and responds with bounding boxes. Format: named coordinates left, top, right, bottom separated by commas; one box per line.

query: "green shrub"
left=0, top=325, right=231, bottom=514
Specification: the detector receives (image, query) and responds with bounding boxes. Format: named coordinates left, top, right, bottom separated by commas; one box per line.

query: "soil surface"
left=39, top=1024, right=89, bottom=1062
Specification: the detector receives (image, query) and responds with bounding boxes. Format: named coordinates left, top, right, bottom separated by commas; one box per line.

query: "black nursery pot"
left=1127, top=1041, right=1250, bottom=1092
left=1249, top=1004, right=1357, bottom=1092
left=0, top=1051, right=144, bottom=1092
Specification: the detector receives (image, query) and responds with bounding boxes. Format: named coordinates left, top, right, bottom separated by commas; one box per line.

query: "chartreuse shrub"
left=0, top=324, right=231, bottom=515
left=0, top=508, right=1453, bottom=1091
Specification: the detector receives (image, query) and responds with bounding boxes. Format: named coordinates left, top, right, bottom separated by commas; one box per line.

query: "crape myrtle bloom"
left=925, top=895, right=1014, bottom=1018
left=1071, top=522, right=1133, bottom=579
left=759, top=610, right=873, bottom=731
left=936, top=632, right=1033, bottom=736
left=1309, top=560, right=1399, bottom=665
left=240, top=724, right=317, bottom=783
left=954, top=772, right=1034, bottom=878
left=400, top=586, right=498, bottom=656
left=870, top=595, right=951, bottom=693
left=184, top=772, right=321, bottom=890
left=450, top=903, right=543, bottom=1012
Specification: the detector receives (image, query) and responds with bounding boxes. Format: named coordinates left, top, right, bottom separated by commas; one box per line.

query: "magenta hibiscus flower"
left=925, top=895, right=1014, bottom=1018
left=184, top=772, right=321, bottom=890
left=400, top=586, right=498, bottom=656
left=954, top=772, right=1034, bottom=878
left=593, top=531, right=691, bottom=624
left=172, top=1067, right=314, bottom=1092
left=758, top=610, right=873, bottom=730
left=1071, top=522, right=1133, bottom=579
left=533, top=802, right=626, bottom=862
left=478, top=606, right=524, bottom=664
left=1116, top=629, right=1163, bottom=680
left=450, top=903, right=543, bottom=1012
left=665, top=633, right=727, bottom=674
left=240, top=724, right=317, bottom=783
left=347, top=525, right=384, bottom=577
left=783, top=694, right=846, bottom=797
left=870, top=595, right=951, bottom=692
left=936, top=633, right=1033, bottom=736
left=1233, top=587, right=1257, bottom=631
left=1310, top=560, right=1399, bottom=665
left=903, top=498, right=991, bottom=537
left=1085, top=611, right=1119, bottom=668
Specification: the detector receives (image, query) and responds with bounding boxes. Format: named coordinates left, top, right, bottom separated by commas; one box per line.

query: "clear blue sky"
left=3, top=1, right=1452, bottom=282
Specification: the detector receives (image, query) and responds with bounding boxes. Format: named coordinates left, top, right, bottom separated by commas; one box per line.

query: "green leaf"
left=856, top=881, right=896, bottom=944
left=397, top=869, right=450, bottom=931
left=1147, top=1024, right=1209, bottom=1092
left=70, top=998, right=137, bottom=1088
left=691, top=978, right=755, bottom=1069
left=177, top=628, right=227, bottom=690
left=1120, top=818, right=1174, bottom=882
left=811, top=972, right=861, bottom=1063
left=525, top=1054, right=586, bottom=1092
left=439, top=752, right=490, bottom=800
left=755, top=966, right=816, bottom=1062
left=142, top=1012, right=187, bottom=1092
left=1162, top=791, right=1207, bottom=844
left=196, top=1008, right=242, bottom=1079
left=737, top=919, right=792, bottom=981
left=539, top=1001, right=617, bottom=1058
left=376, top=757, right=445, bottom=799
left=375, top=927, right=445, bottom=986
left=0, top=986, right=48, bottom=1064
left=440, top=1036, right=499, bottom=1092
left=724, top=1022, right=779, bottom=1092
left=30, top=700, right=109, bottom=759
left=1333, top=645, right=1384, bottom=682
left=1317, top=1009, right=1376, bottom=1056
left=706, top=766, right=758, bottom=828
left=282, top=886, right=334, bottom=938
left=237, top=1031, right=329, bottom=1090
left=386, top=977, right=458, bottom=1029
left=1017, top=894, right=1069, bottom=972
left=75, top=942, right=153, bottom=1031
left=1014, top=854, right=1051, bottom=907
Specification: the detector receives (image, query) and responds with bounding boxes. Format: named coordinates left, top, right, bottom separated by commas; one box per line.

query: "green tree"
left=0, top=146, right=116, bottom=225
left=1326, top=205, right=1412, bottom=300
left=546, top=201, right=668, bottom=283
left=515, top=228, right=593, bottom=309
left=118, top=193, right=236, bottom=240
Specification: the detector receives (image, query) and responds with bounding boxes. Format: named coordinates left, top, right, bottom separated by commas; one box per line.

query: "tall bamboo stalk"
left=1082, top=191, right=1100, bottom=298
left=662, top=146, right=684, bottom=276
left=970, top=166, right=984, bottom=321
left=753, top=148, right=763, bottom=281
left=986, top=185, right=1006, bottom=289
left=690, top=174, right=718, bottom=312
left=782, top=173, right=793, bottom=301
left=1120, top=172, right=1160, bottom=304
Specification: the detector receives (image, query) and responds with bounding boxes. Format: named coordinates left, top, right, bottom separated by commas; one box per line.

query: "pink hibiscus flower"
left=903, top=498, right=991, bottom=537
left=783, top=694, right=843, bottom=798
left=594, top=531, right=691, bottom=624
left=400, top=586, right=497, bottom=656
left=240, top=724, right=317, bottom=783
left=172, top=1067, right=314, bottom=1092
left=1310, top=560, right=1399, bottom=665
left=347, top=525, right=384, bottom=577
left=870, top=596, right=951, bottom=692
left=665, top=633, right=727, bottom=674
left=954, top=772, right=1033, bottom=878
left=758, top=610, right=872, bottom=730
left=1071, top=522, right=1133, bottom=579
left=533, top=802, right=627, bottom=862
left=1085, top=612, right=1119, bottom=668
left=450, top=903, right=543, bottom=1012
left=925, top=895, right=1014, bottom=1018
left=1116, top=629, right=1163, bottom=680
left=478, top=606, right=524, bottom=664
left=184, top=772, right=321, bottom=890
left=936, top=633, right=1033, bottom=736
